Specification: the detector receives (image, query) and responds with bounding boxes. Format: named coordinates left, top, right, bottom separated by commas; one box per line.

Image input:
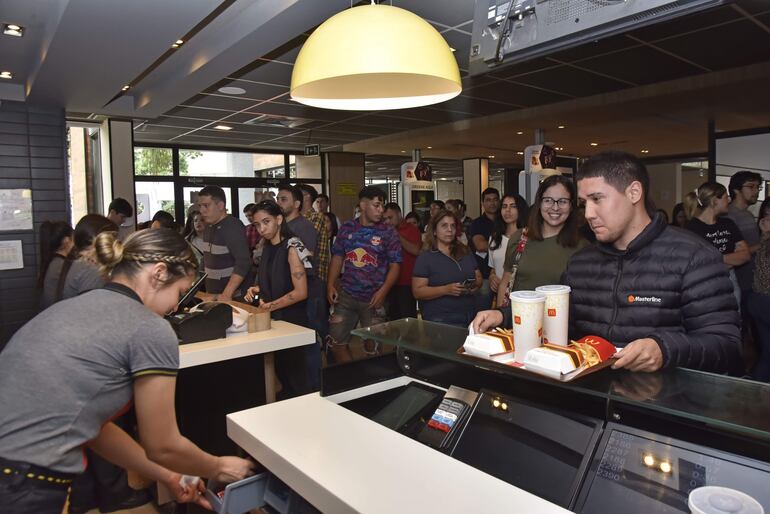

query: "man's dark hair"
left=481, top=187, right=500, bottom=201
left=243, top=203, right=256, bottom=213
left=384, top=202, right=401, bottom=213
left=278, top=182, right=303, bottom=204
left=430, top=200, right=445, bottom=209
left=296, top=183, right=319, bottom=203
left=151, top=210, right=176, bottom=229
left=576, top=151, right=652, bottom=210
left=108, top=197, right=133, bottom=217
left=359, top=185, right=386, bottom=202
left=198, top=185, right=226, bottom=204
left=728, top=171, right=762, bottom=199
left=317, top=193, right=329, bottom=201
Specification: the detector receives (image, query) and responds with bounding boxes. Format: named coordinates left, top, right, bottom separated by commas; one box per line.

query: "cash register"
left=165, top=273, right=233, bottom=344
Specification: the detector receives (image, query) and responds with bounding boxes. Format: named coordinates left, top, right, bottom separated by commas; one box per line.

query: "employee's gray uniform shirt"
left=40, top=258, right=105, bottom=310
left=0, top=285, right=179, bottom=473
left=202, top=215, right=251, bottom=294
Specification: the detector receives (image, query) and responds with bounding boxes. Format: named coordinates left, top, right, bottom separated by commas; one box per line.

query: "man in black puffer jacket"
left=472, top=151, right=742, bottom=374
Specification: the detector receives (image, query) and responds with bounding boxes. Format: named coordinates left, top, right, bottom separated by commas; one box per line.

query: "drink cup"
left=688, top=486, right=763, bottom=514
left=535, top=285, right=571, bottom=346
left=509, top=290, right=546, bottom=362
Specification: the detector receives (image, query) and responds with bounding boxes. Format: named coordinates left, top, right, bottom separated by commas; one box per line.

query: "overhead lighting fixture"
left=427, top=146, right=433, bottom=149
left=488, top=155, right=495, bottom=159
left=590, top=142, right=598, bottom=147
left=659, top=461, right=672, bottom=474
left=3, top=23, right=23, bottom=37
left=516, top=151, right=524, bottom=155
left=121, top=85, right=130, bottom=91
left=400, top=150, right=406, bottom=153
left=557, top=125, right=565, bottom=129
left=290, top=3, right=461, bottom=110
left=516, top=131, right=524, bottom=135
left=214, top=125, right=233, bottom=131
left=0, top=71, right=12, bottom=80
left=218, top=86, right=246, bottom=95
left=641, top=149, right=650, bottom=154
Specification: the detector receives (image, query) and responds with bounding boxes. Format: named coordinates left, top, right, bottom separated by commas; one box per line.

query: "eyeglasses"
left=541, top=197, right=571, bottom=209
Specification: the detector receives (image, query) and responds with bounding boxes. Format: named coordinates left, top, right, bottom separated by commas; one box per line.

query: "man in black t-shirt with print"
left=469, top=187, right=500, bottom=312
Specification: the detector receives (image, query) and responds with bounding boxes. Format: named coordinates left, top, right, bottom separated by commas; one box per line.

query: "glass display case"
left=318, top=318, right=770, bottom=513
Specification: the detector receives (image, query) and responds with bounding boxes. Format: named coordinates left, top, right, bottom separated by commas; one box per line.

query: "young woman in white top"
left=488, top=194, right=529, bottom=297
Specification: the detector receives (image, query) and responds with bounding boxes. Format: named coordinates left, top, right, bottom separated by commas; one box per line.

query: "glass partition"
left=352, top=319, right=770, bottom=442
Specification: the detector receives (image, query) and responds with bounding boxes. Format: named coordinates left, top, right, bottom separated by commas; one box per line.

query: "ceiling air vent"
left=243, top=114, right=312, bottom=129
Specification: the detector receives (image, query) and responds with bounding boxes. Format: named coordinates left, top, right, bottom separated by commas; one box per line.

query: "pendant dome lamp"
left=290, top=2, right=462, bottom=110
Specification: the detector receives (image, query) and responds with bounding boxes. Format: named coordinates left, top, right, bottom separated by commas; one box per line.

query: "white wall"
left=716, top=131, right=770, bottom=217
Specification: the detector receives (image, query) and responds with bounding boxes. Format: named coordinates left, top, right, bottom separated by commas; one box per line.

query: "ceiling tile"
left=441, top=30, right=472, bottom=70
left=232, top=60, right=294, bottom=87
left=467, top=81, right=569, bottom=107
left=514, top=66, right=630, bottom=97
left=576, top=46, right=705, bottom=86
left=735, top=0, right=770, bottom=15
left=546, top=34, right=638, bottom=63
left=654, top=19, right=770, bottom=70
left=435, top=95, right=519, bottom=116
left=628, top=5, right=741, bottom=42
left=204, top=80, right=288, bottom=98
left=352, top=114, right=435, bottom=130
left=487, top=57, right=562, bottom=80
left=394, top=0, right=474, bottom=29
left=165, top=106, right=233, bottom=120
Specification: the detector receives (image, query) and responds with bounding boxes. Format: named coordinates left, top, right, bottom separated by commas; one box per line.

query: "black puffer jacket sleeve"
left=649, top=241, right=742, bottom=374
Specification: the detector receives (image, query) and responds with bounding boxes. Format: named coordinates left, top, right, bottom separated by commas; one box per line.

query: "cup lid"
left=688, top=486, right=764, bottom=514
left=535, top=285, right=571, bottom=295
left=509, top=290, right=546, bottom=303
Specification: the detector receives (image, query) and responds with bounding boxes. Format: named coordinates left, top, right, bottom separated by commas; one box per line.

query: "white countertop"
left=227, top=388, right=570, bottom=514
left=178, top=320, right=315, bottom=369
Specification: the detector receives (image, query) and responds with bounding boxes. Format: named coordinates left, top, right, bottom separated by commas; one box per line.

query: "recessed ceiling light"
left=121, top=85, right=130, bottom=91
left=218, top=86, right=246, bottom=95
left=590, top=142, right=598, bottom=147
left=175, top=39, right=184, bottom=45
left=488, top=155, right=495, bottom=159
left=641, top=149, right=650, bottom=154
left=214, top=125, right=233, bottom=131
left=3, top=24, right=23, bottom=37
left=516, top=131, right=524, bottom=135
left=0, top=71, right=13, bottom=79
left=516, top=151, right=524, bottom=155
left=427, top=146, right=432, bottom=149
left=449, top=47, right=456, bottom=53
left=400, top=150, right=406, bottom=153
left=557, top=125, right=565, bottom=129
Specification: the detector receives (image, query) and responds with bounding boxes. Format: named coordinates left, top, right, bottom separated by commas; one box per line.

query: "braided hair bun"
left=105, top=228, right=197, bottom=281
left=92, top=231, right=124, bottom=273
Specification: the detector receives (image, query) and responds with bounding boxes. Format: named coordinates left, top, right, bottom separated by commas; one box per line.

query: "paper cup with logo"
left=535, top=285, right=571, bottom=346
left=688, top=486, right=763, bottom=514
left=509, top=290, right=546, bottom=362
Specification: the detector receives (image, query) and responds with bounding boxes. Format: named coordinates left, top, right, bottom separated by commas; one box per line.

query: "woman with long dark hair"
left=749, top=198, right=770, bottom=381
left=488, top=194, right=528, bottom=296
left=244, top=200, right=314, bottom=397
left=182, top=209, right=206, bottom=266
left=412, top=210, right=482, bottom=326
left=37, top=221, right=73, bottom=292
left=0, top=229, right=253, bottom=512
left=496, top=175, right=585, bottom=307
left=40, top=214, right=117, bottom=309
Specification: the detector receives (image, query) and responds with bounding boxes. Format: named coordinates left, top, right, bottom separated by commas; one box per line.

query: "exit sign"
left=304, top=144, right=320, bottom=156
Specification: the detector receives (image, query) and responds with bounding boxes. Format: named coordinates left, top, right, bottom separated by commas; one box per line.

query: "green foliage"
left=133, top=147, right=201, bottom=176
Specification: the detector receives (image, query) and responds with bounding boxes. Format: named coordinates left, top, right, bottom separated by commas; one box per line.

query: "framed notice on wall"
left=0, top=189, right=33, bottom=231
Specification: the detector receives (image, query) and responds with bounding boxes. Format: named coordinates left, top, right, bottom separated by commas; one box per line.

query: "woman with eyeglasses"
left=684, top=181, right=749, bottom=306
left=496, top=175, right=585, bottom=307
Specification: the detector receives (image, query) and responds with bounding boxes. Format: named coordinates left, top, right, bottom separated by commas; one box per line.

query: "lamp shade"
left=290, top=4, right=461, bottom=110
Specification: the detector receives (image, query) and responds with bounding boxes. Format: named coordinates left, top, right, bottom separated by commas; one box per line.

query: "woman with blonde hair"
left=412, top=210, right=482, bottom=326
left=684, top=181, right=749, bottom=304
left=0, top=228, right=253, bottom=512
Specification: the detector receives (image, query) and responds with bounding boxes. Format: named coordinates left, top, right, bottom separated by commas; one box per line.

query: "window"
left=182, top=149, right=285, bottom=178
left=134, top=147, right=173, bottom=176
left=136, top=182, right=175, bottom=224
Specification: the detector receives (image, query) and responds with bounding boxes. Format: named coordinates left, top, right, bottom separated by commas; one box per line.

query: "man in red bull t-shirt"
left=327, top=186, right=402, bottom=362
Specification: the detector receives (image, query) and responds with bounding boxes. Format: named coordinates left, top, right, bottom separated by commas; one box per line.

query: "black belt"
left=0, top=457, right=75, bottom=489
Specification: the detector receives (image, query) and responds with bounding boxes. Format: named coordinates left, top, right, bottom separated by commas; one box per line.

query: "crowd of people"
left=2, top=151, right=769, bottom=512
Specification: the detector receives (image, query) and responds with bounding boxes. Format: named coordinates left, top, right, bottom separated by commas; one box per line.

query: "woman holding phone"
left=412, top=210, right=482, bottom=326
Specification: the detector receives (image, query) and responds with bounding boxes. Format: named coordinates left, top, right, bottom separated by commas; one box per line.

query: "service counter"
left=226, top=319, right=770, bottom=513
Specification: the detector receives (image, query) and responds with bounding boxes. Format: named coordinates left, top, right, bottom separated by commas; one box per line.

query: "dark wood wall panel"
left=0, top=101, right=68, bottom=350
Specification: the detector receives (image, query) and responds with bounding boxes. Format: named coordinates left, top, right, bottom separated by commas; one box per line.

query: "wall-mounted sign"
left=0, top=189, right=33, bottom=231
left=337, top=183, right=358, bottom=196
left=304, top=144, right=320, bottom=156
left=0, top=240, right=24, bottom=270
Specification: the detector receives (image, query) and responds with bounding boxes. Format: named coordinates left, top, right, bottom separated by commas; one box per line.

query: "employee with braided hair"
left=0, top=228, right=254, bottom=513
